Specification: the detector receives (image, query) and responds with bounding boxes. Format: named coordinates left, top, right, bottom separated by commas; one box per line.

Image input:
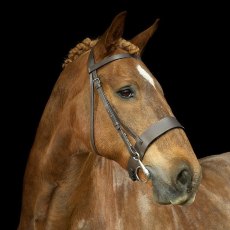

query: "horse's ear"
left=95, top=11, right=127, bottom=56
left=130, top=18, right=160, bottom=54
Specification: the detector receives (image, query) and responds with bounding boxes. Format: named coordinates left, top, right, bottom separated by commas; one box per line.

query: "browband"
left=88, top=53, right=139, bottom=73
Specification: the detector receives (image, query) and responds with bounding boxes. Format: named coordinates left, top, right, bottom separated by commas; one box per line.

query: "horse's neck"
left=65, top=154, right=160, bottom=228
left=21, top=136, right=166, bottom=229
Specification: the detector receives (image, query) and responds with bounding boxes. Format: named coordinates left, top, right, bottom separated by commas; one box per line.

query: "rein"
left=88, top=49, right=184, bottom=182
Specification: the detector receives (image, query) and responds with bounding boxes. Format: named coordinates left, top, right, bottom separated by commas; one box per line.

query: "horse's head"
left=62, top=11, right=202, bottom=205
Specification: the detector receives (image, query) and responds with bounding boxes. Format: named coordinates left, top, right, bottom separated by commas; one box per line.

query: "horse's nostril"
left=176, top=169, right=192, bottom=192
left=177, top=169, right=190, bottom=185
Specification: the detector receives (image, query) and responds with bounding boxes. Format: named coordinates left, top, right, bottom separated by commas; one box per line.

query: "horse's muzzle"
left=146, top=163, right=201, bottom=205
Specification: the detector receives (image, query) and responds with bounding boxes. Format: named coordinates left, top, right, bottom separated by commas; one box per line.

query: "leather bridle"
left=88, top=48, right=184, bottom=182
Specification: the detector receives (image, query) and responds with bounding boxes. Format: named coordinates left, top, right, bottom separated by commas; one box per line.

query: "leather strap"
left=89, top=53, right=139, bottom=73
left=127, top=116, right=184, bottom=180
left=135, top=116, right=184, bottom=157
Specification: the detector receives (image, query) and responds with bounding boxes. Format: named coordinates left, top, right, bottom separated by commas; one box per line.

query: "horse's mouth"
left=149, top=175, right=200, bottom=206
left=152, top=192, right=197, bottom=206
left=146, top=164, right=202, bottom=206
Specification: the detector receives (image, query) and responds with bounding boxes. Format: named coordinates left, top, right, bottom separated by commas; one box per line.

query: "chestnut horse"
left=18, top=12, right=230, bottom=229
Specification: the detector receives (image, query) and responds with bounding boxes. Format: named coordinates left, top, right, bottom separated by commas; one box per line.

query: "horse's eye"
left=117, top=87, right=134, bottom=99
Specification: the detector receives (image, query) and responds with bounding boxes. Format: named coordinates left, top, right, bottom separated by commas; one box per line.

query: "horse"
left=18, top=11, right=230, bottom=229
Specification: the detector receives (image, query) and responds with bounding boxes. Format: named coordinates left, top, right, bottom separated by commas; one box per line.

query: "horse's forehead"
left=107, top=58, right=156, bottom=88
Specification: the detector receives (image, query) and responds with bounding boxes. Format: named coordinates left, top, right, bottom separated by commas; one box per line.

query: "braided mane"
left=62, top=37, right=140, bottom=68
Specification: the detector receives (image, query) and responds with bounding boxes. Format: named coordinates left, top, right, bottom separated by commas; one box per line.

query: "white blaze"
left=136, top=64, right=156, bottom=88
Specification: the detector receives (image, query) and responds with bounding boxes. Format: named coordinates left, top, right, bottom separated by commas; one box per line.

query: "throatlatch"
left=88, top=49, right=184, bottom=181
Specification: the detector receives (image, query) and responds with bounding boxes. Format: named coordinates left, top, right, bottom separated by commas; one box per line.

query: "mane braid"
left=62, top=38, right=140, bottom=68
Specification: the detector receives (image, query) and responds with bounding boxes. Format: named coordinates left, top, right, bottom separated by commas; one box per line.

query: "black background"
left=3, top=1, right=229, bottom=229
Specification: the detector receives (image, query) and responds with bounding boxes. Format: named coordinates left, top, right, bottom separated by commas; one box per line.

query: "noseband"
left=88, top=49, right=184, bottom=181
